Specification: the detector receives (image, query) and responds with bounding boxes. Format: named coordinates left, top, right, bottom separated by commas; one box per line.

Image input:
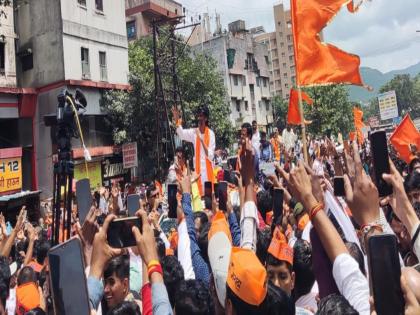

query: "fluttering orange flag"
left=287, top=89, right=313, bottom=125
left=353, top=107, right=365, bottom=143
left=291, top=0, right=363, bottom=86
left=390, top=114, right=420, bottom=164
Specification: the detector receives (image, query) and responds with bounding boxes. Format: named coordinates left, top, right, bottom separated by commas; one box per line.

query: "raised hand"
left=132, top=210, right=159, bottom=265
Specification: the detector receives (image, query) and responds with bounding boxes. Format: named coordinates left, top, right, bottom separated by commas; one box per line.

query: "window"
left=95, top=0, right=103, bottom=11
left=283, top=73, right=288, bottom=78
left=233, top=75, right=238, bottom=86
left=287, top=21, right=292, bottom=28
left=288, top=45, right=293, bottom=52
left=81, top=47, right=90, bottom=78
left=78, top=0, right=86, bottom=6
left=0, top=43, right=5, bottom=75
left=256, top=77, right=260, bottom=87
left=21, top=53, right=33, bottom=71
left=277, top=21, right=281, bottom=26
left=285, top=83, right=289, bottom=88
left=279, top=32, right=283, bottom=38
left=291, top=66, right=295, bottom=72
left=99, top=51, right=107, bottom=81
left=283, top=63, right=286, bottom=68
left=236, top=100, right=241, bottom=112
left=291, top=76, right=296, bottom=84
left=263, top=78, right=267, bottom=87
left=127, top=21, right=136, bottom=40
left=287, top=35, right=292, bottom=42
left=280, top=42, right=284, bottom=48
left=281, top=52, right=285, bottom=58
left=289, top=55, right=294, bottom=62
left=266, top=102, right=270, bottom=111
left=245, top=101, right=249, bottom=111
left=243, top=76, right=246, bottom=86
left=286, top=94, right=290, bottom=98
left=265, top=55, right=269, bottom=64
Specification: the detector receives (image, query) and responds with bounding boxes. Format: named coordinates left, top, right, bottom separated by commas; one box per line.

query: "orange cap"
left=16, top=282, right=40, bottom=315
left=208, top=211, right=232, bottom=243
left=268, top=227, right=294, bottom=266
left=227, top=247, right=267, bottom=306
left=297, top=213, right=310, bottom=231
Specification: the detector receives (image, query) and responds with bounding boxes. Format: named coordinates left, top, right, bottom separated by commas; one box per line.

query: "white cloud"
left=179, top=0, right=420, bottom=72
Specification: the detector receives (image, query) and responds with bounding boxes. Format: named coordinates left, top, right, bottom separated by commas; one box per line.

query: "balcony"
left=100, top=66, right=108, bottom=82
left=82, top=62, right=91, bottom=80
left=125, top=0, right=182, bottom=19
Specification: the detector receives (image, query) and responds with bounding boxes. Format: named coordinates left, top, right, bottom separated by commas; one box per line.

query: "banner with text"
left=378, top=90, right=398, bottom=121
left=0, top=147, right=23, bottom=196
left=122, top=142, right=138, bottom=169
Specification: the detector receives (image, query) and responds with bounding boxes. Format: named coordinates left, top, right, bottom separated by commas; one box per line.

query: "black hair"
left=252, top=120, right=257, bottom=124
left=17, top=266, right=37, bottom=286
left=413, top=202, right=420, bottom=219
left=194, top=211, right=209, bottom=227
left=104, top=255, right=129, bottom=280
left=262, top=281, right=296, bottom=315
left=175, top=146, right=186, bottom=155
left=36, top=240, right=50, bottom=265
left=345, top=241, right=366, bottom=276
left=241, top=122, right=253, bottom=139
left=197, top=222, right=210, bottom=265
left=409, top=158, right=420, bottom=174
left=292, top=239, right=315, bottom=301
left=175, top=279, right=213, bottom=315
left=197, top=105, right=210, bottom=119
left=106, top=301, right=141, bottom=315
left=256, top=227, right=272, bottom=265
left=226, top=284, right=261, bottom=315
left=316, top=294, right=358, bottom=315
left=155, top=236, right=166, bottom=262
left=0, top=255, right=11, bottom=306
left=257, top=190, right=272, bottom=220
left=162, top=255, right=185, bottom=308
left=146, top=182, right=157, bottom=199
left=406, top=171, right=420, bottom=193
left=25, top=307, right=47, bottom=315
left=266, top=253, right=293, bottom=273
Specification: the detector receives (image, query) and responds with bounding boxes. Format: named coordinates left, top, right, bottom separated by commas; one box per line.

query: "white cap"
left=208, top=231, right=232, bottom=307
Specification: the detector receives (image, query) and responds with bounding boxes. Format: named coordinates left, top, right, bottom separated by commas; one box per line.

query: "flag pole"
left=297, top=86, right=309, bottom=163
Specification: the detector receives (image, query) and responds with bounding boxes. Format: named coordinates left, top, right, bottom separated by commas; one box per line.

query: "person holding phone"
left=172, top=105, right=216, bottom=196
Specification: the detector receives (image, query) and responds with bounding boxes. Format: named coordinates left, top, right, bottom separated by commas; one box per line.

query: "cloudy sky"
left=178, top=0, right=420, bottom=73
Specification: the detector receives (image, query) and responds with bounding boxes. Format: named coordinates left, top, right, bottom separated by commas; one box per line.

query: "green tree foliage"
left=379, top=74, right=417, bottom=117
left=102, top=33, right=233, bottom=178
left=304, top=85, right=354, bottom=137
left=272, top=95, right=289, bottom=130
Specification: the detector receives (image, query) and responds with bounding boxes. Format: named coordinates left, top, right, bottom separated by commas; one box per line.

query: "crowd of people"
left=1, top=106, right=420, bottom=315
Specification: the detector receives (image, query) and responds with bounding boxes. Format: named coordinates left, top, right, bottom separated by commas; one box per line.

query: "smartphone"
left=127, top=194, right=140, bottom=216
left=217, top=181, right=228, bottom=212
left=228, top=157, right=238, bottom=170
left=167, top=184, right=178, bottom=219
left=76, top=179, right=92, bottom=224
left=214, top=183, right=219, bottom=200
left=334, top=177, right=345, bottom=197
left=370, top=131, right=393, bottom=197
left=204, top=181, right=212, bottom=198
left=272, top=188, right=284, bottom=224
left=367, top=234, right=404, bottom=315
left=107, top=217, right=142, bottom=248
left=48, top=238, right=90, bottom=315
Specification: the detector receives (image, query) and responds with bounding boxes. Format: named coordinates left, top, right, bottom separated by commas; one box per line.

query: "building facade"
left=254, top=3, right=296, bottom=100
left=9, top=0, right=130, bottom=198
left=192, top=20, right=273, bottom=130
left=125, top=0, right=182, bottom=40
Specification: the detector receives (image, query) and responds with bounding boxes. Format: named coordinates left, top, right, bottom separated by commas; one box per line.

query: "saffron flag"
left=353, top=107, right=365, bottom=143
left=291, top=0, right=363, bottom=86
left=390, top=114, right=420, bottom=164
left=287, top=89, right=313, bottom=125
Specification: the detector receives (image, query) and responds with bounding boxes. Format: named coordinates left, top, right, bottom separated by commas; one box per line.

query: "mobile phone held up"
left=333, top=177, right=345, bottom=197
left=370, top=131, right=393, bottom=197
left=272, top=188, right=284, bottom=225
left=367, top=234, right=404, bottom=315
left=126, top=194, right=140, bottom=217
left=167, top=184, right=178, bottom=219
left=204, top=181, right=212, bottom=210
left=217, top=181, right=228, bottom=212
left=48, top=238, right=90, bottom=315
left=107, top=217, right=142, bottom=248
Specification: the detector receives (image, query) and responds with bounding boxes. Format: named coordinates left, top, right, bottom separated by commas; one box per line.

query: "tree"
left=102, top=34, right=234, bottom=180
left=304, top=85, right=354, bottom=137
left=272, top=95, right=288, bottom=131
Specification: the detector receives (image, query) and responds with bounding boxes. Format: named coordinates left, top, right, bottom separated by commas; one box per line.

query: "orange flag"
left=291, top=0, right=363, bottom=86
left=390, top=114, right=420, bottom=164
left=287, top=88, right=313, bottom=125
left=353, top=107, right=365, bottom=129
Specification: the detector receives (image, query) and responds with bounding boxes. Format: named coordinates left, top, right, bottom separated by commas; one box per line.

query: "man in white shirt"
left=282, top=125, right=297, bottom=152
left=251, top=120, right=261, bottom=155
left=173, top=106, right=216, bottom=196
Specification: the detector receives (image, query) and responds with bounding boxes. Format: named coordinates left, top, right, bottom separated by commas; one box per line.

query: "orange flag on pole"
left=287, top=89, right=313, bottom=125
left=353, top=107, right=365, bottom=143
left=390, top=114, right=420, bottom=164
left=291, top=0, right=363, bottom=86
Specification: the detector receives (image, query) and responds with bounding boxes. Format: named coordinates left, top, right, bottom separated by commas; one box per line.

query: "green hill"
left=349, top=62, right=420, bottom=103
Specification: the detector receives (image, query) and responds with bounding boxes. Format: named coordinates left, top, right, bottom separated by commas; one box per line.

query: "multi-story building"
left=192, top=20, right=273, bottom=131
left=10, top=0, right=130, bottom=198
left=254, top=3, right=296, bottom=100
left=125, top=0, right=182, bottom=40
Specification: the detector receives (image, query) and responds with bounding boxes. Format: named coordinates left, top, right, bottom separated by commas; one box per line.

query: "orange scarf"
left=195, top=127, right=215, bottom=195
left=271, top=138, right=280, bottom=161
left=16, top=282, right=40, bottom=315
